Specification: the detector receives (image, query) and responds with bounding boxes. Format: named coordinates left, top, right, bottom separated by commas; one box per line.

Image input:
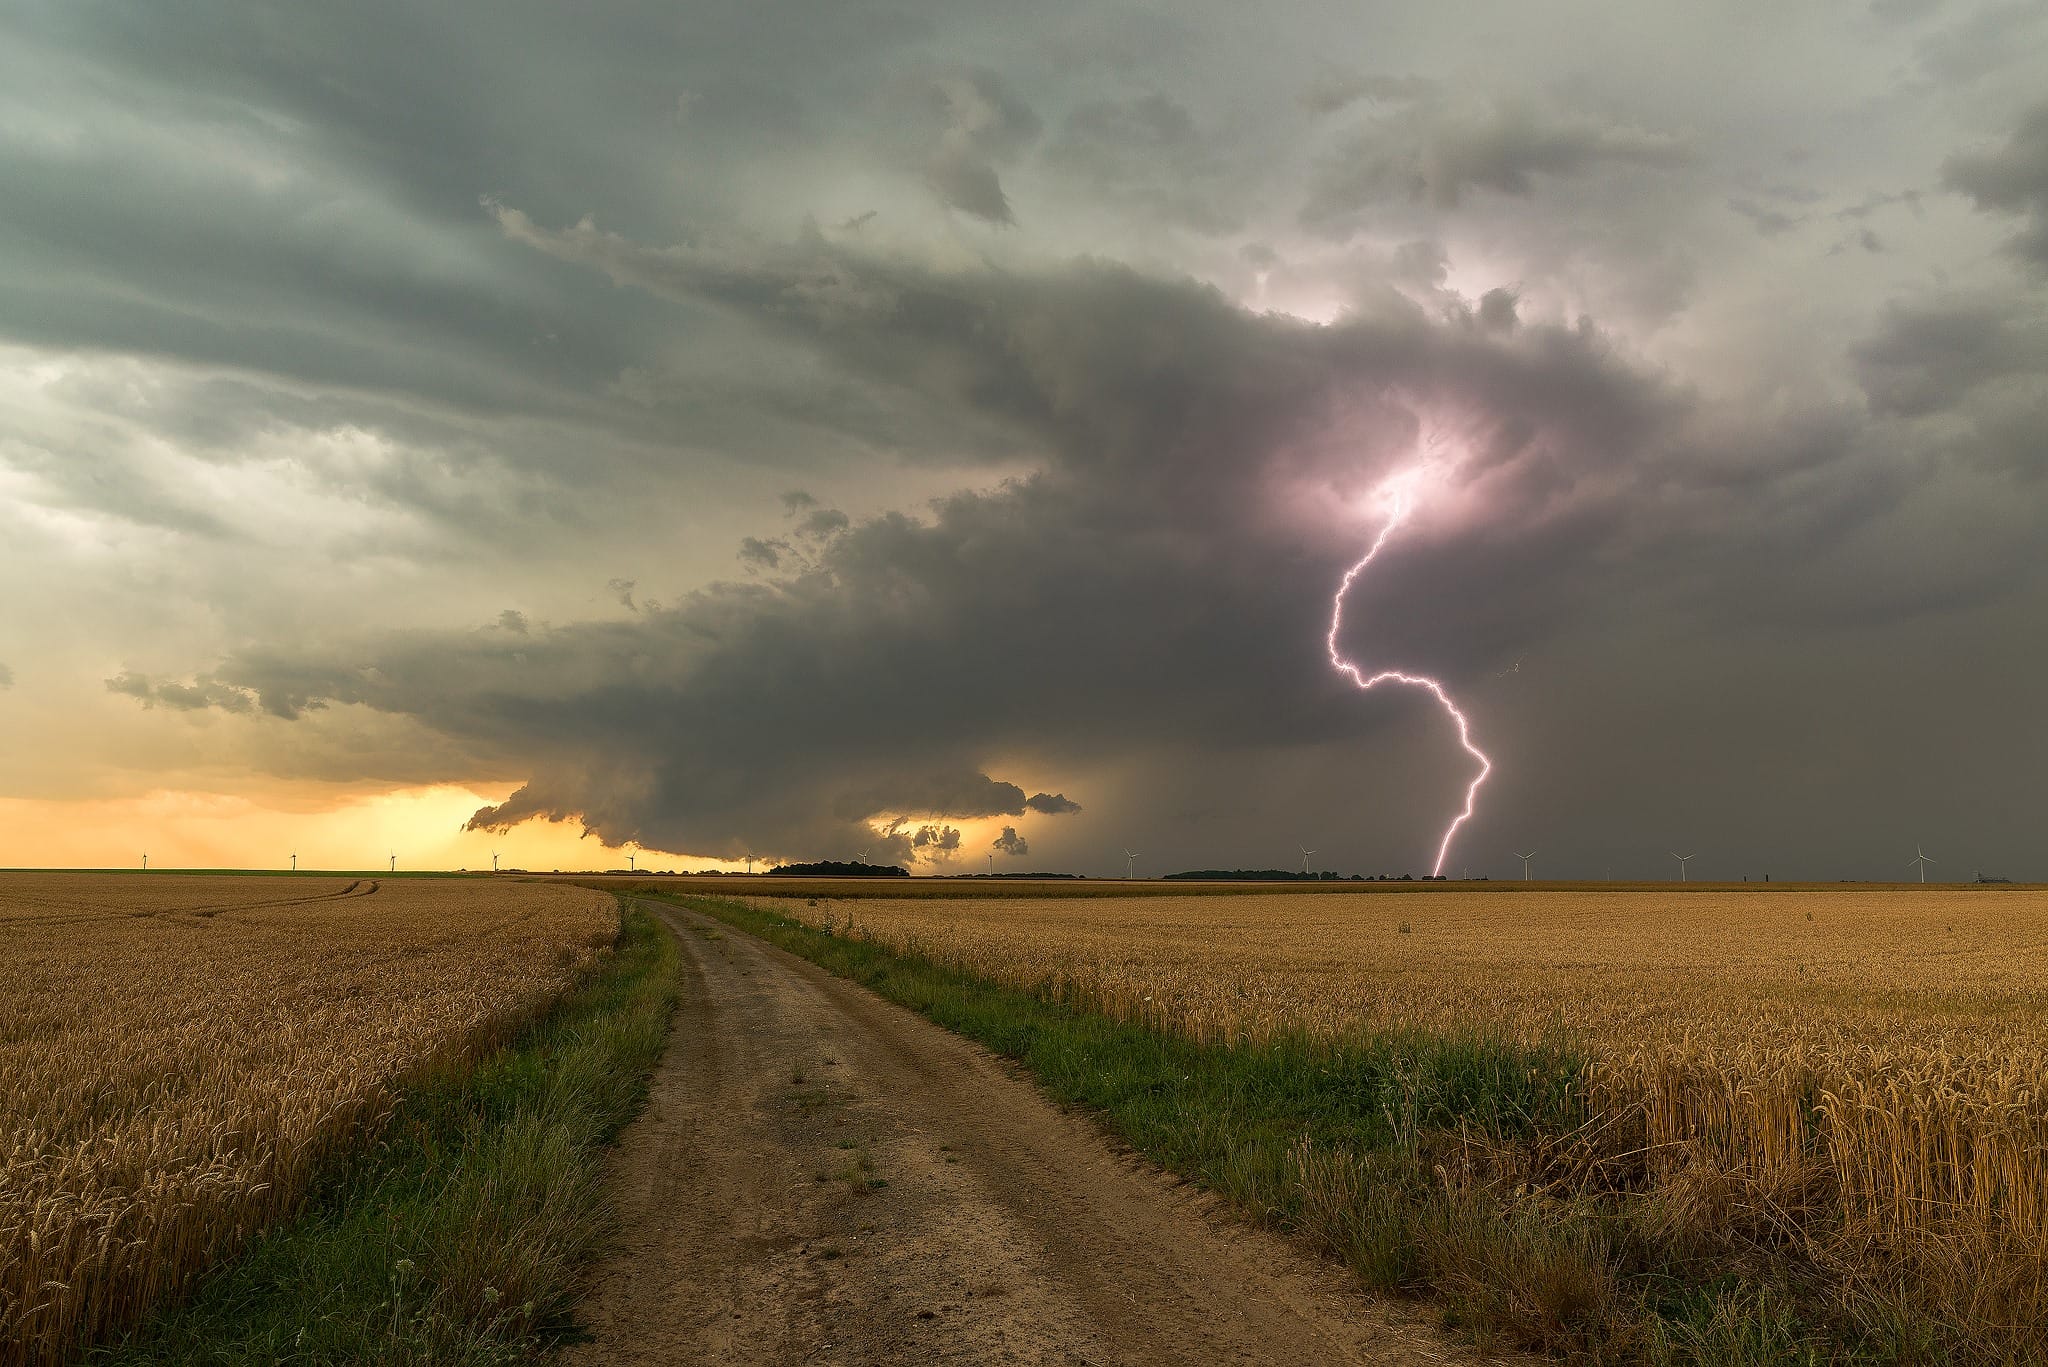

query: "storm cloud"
left=4, top=0, right=2043, bottom=877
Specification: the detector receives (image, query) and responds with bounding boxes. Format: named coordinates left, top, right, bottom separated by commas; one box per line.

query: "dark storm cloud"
left=1304, top=98, right=1693, bottom=219
left=992, top=825, right=1030, bottom=856
left=1025, top=792, right=1083, bottom=815
left=1944, top=100, right=2048, bottom=266
left=117, top=212, right=1970, bottom=864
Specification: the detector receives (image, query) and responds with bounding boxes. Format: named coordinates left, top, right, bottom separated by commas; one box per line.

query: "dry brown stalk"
left=0, top=873, right=615, bottom=1366
left=755, top=886, right=2048, bottom=1310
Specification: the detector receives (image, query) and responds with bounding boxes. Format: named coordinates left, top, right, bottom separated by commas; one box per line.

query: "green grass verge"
left=98, top=902, right=678, bottom=1366
left=676, top=894, right=1999, bottom=1365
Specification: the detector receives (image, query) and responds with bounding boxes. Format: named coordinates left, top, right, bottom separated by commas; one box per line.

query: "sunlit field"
left=750, top=884, right=2048, bottom=1331
left=0, top=874, right=617, bottom=1366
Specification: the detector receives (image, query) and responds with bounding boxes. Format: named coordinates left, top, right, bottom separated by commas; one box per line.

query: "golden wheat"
left=0, top=873, right=616, bottom=1366
left=759, top=887, right=2048, bottom=1284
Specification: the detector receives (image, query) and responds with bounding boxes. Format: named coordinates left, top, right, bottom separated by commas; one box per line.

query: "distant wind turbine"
left=1514, top=850, right=1536, bottom=881
left=854, top=848, right=869, bottom=865
left=1910, top=845, right=1935, bottom=883
left=141, top=852, right=148, bottom=871
left=1300, top=846, right=1318, bottom=877
left=1123, top=849, right=1138, bottom=879
left=627, top=851, right=636, bottom=873
left=290, top=851, right=297, bottom=872
left=389, top=851, right=397, bottom=874
left=1671, top=851, right=1694, bottom=882
left=987, top=852, right=995, bottom=874
left=744, top=854, right=757, bottom=875
left=491, top=850, right=499, bottom=873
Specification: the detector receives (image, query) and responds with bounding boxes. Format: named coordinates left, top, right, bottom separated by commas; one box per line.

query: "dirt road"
left=561, top=900, right=1503, bottom=1365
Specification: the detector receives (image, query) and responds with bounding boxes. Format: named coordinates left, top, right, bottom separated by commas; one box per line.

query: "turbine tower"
left=491, top=850, right=499, bottom=873
left=389, top=851, right=397, bottom=874
left=141, top=852, right=148, bottom=871
left=987, top=852, right=994, bottom=875
left=744, top=854, right=757, bottom=875
left=1299, top=846, right=1318, bottom=877
left=1515, top=850, right=1536, bottom=881
left=1671, top=851, right=1694, bottom=882
left=290, top=851, right=297, bottom=872
left=1910, top=845, right=1935, bottom=883
left=1123, top=849, right=1138, bottom=879
left=628, top=851, right=636, bottom=873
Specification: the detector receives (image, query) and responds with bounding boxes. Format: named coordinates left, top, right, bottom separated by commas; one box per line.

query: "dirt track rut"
left=561, top=900, right=1508, bottom=1366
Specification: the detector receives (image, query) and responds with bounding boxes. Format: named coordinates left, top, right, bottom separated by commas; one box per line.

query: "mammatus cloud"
left=1944, top=99, right=2048, bottom=267
left=992, top=824, right=1029, bottom=857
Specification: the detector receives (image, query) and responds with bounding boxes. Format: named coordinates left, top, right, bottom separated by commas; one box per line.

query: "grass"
left=677, top=893, right=2023, bottom=1365
left=97, top=902, right=678, bottom=1366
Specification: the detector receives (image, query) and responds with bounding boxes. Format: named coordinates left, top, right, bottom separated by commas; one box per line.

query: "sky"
left=2, top=0, right=2045, bottom=879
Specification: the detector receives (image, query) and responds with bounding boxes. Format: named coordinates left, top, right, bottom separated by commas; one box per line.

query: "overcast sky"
left=3, top=0, right=2045, bottom=878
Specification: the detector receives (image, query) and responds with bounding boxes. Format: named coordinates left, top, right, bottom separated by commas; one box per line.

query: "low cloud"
left=909, top=823, right=963, bottom=859
left=992, top=824, right=1029, bottom=857
left=1025, top=791, right=1082, bottom=814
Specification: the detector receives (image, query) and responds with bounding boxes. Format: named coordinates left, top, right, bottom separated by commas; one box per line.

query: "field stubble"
left=758, top=887, right=2048, bottom=1336
left=0, top=873, right=617, bottom=1366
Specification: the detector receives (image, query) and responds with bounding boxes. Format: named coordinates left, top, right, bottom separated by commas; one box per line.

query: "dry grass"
left=759, top=886, right=2048, bottom=1329
left=0, top=873, right=616, bottom=1366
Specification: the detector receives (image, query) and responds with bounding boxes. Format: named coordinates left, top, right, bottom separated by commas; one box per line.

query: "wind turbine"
left=1299, top=846, right=1318, bottom=878
left=744, top=854, right=757, bottom=875
left=141, top=852, right=148, bottom=871
left=1123, top=849, right=1138, bottom=879
left=1910, top=845, right=1935, bottom=883
left=987, top=852, right=995, bottom=875
left=627, top=851, right=637, bottom=873
left=290, top=851, right=297, bottom=872
left=854, top=848, right=870, bottom=866
left=1514, top=850, right=1536, bottom=881
left=491, top=850, right=499, bottom=873
left=1671, top=851, right=1694, bottom=882
left=389, top=851, right=397, bottom=874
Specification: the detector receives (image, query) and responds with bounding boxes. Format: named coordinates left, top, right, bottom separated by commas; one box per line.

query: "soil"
left=559, top=900, right=1514, bottom=1366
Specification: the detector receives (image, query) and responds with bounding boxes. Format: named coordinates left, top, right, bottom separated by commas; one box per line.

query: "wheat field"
left=0, top=873, right=617, bottom=1367
left=760, top=886, right=2048, bottom=1320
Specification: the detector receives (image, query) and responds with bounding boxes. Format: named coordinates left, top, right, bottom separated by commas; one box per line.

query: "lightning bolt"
left=1324, top=475, right=1492, bottom=877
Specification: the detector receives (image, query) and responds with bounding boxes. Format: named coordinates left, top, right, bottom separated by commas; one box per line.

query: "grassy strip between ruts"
left=95, top=901, right=678, bottom=1367
left=678, top=894, right=1991, bottom=1366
